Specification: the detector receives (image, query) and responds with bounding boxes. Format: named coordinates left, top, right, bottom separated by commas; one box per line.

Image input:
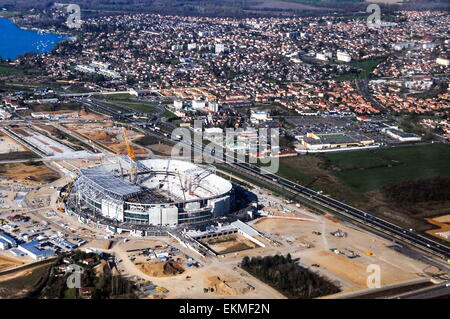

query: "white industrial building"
left=208, top=101, right=219, bottom=112
left=436, top=57, right=450, bottom=66
left=0, top=238, right=10, bottom=250
left=187, top=43, right=197, bottom=50
left=192, top=100, right=206, bottom=109
left=316, top=51, right=332, bottom=61
left=336, top=51, right=352, bottom=62
left=0, top=233, right=17, bottom=248
left=75, top=61, right=121, bottom=79
left=215, top=43, right=226, bottom=54
left=250, top=110, right=271, bottom=123
left=173, top=100, right=183, bottom=110
left=382, top=127, right=422, bottom=142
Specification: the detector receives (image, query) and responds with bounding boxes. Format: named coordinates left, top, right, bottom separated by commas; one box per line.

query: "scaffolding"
left=75, top=167, right=143, bottom=201
left=185, top=165, right=216, bottom=194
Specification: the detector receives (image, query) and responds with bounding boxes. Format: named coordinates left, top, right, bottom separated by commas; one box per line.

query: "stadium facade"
left=70, top=158, right=233, bottom=227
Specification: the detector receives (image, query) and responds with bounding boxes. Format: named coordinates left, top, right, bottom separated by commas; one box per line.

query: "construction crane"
left=123, top=127, right=136, bottom=160
left=57, top=170, right=78, bottom=212
left=122, top=127, right=138, bottom=183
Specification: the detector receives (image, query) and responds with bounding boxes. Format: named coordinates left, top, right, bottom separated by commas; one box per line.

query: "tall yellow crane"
left=123, top=127, right=137, bottom=183
left=123, top=127, right=136, bottom=160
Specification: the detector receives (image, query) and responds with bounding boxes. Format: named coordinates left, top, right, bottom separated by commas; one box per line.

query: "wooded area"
left=383, top=176, right=450, bottom=203
left=241, top=254, right=340, bottom=299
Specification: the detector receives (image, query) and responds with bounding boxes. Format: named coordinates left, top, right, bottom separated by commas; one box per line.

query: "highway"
left=80, top=97, right=450, bottom=261
left=392, top=282, right=450, bottom=299
left=233, top=162, right=450, bottom=260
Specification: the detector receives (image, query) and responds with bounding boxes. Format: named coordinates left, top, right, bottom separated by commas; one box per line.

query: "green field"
left=63, top=288, right=78, bottom=299
left=93, top=95, right=158, bottom=113
left=333, top=57, right=385, bottom=81
left=348, top=58, right=385, bottom=75
left=323, top=144, right=450, bottom=192
left=0, top=66, right=18, bottom=74
left=274, top=144, right=450, bottom=230
left=277, top=143, right=450, bottom=196
left=112, top=100, right=157, bottom=113
left=0, top=11, right=21, bottom=18
left=92, top=93, right=133, bottom=101
left=163, top=108, right=177, bottom=118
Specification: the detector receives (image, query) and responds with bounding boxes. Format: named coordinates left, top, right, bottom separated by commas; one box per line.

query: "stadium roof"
left=78, top=167, right=143, bottom=200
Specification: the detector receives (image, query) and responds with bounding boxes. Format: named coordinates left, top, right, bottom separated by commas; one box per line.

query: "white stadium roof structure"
left=77, top=166, right=143, bottom=200
left=69, top=158, right=234, bottom=229
left=74, top=158, right=232, bottom=204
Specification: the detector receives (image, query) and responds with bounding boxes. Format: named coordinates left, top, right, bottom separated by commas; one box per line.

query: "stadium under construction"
left=63, top=157, right=234, bottom=233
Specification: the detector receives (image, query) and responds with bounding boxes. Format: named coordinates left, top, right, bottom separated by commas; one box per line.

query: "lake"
left=0, top=17, right=68, bottom=60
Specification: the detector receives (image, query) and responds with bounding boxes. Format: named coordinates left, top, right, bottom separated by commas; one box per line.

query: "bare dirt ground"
left=425, top=214, right=450, bottom=242
left=65, top=122, right=148, bottom=156
left=0, top=262, right=53, bottom=299
left=147, top=143, right=173, bottom=157
left=0, top=135, right=26, bottom=154
left=11, top=128, right=31, bottom=137
left=205, top=275, right=253, bottom=296
left=106, top=239, right=284, bottom=299
left=434, top=215, right=450, bottom=223
left=37, top=109, right=108, bottom=121
left=252, top=217, right=439, bottom=292
left=88, top=239, right=112, bottom=250
left=0, top=162, right=60, bottom=184
left=138, top=261, right=184, bottom=277
left=0, top=254, right=24, bottom=272
left=201, top=234, right=258, bottom=255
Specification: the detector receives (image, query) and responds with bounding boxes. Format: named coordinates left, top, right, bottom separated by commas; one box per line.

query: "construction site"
left=64, top=158, right=233, bottom=229
left=63, top=122, right=149, bottom=157
left=250, top=213, right=447, bottom=292
left=200, top=233, right=259, bottom=255
left=0, top=113, right=447, bottom=300
left=2, top=125, right=92, bottom=159
left=426, top=214, right=450, bottom=243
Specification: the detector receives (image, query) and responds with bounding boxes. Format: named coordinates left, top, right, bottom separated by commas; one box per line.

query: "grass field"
left=333, top=57, right=385, bottom=80
left=275, top=144, right=450, bottom=231
left=323, top=144, right=450, bottom=192
left=163, top=108, right=177, bottom=118
left=63, top=288, right=77, bottom=299
left=93, top=96, right=158, bottom=113
left=117, top=101, right=157, bottom=113
left=94, top=93, right=133, bottom=100
left=0, top=12, right=21, bottom=18
left=349, top=58, right=385, bottom=75
left=0, top=66, right=18, bottom=74
left=277, top=144, right=450, bottom=193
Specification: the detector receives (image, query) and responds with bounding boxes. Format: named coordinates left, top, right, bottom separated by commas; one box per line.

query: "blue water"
left=0, top=17, right=68, bottom=60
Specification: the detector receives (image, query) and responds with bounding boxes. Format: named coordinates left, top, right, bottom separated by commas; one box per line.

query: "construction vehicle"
left=365, top=251, right=373, bottom=256
left=330, top=229, right=348, bottom=238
